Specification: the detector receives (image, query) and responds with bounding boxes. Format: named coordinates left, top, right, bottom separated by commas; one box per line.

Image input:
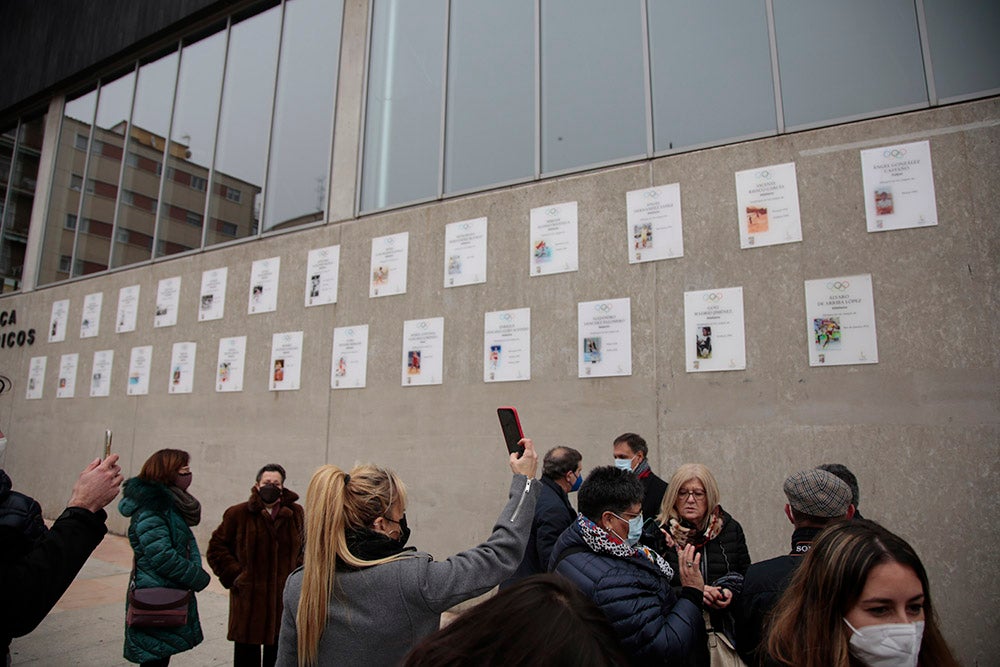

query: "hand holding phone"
left=497, top=407, right=524, bottom=457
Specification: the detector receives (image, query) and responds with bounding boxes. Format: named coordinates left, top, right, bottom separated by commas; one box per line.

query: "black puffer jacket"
left=0, top=469, right=47, bottom=542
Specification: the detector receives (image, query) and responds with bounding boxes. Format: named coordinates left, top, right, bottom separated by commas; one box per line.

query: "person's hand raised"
left=676, top=543, right=705, bottom=590
left=509, top=438, right=538, bottom=479
left=68, top=454, right=124, bottom=513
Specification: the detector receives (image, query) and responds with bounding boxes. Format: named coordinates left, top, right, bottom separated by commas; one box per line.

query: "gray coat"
left=275, top=475, right=538, bottom=666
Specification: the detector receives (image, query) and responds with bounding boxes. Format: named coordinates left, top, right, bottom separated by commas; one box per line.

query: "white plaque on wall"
left=804, top=274, right=878, bottom=367
left=216, top=336, right=247, bottom=393
left=154, top=277, right=181, bottom=328
left=270, top=331, right=303, bottom=391
left=734, top=162, right=803, bottom=249
left=861, top=140, right=937, bottom=232
left=402, top=317, right=444, bottom=386
left=169, top=342, right=197, bottom=394
left=57, top=353, right=78, bottom=398
left=577, top=298, right=632, bottom=378
left=530, top=201, right=579, bottom=276
left=331, top=325, right=369, bottom=389
left=370, top=232, right=409, bottom=298
left=199, top=267, right=228, bottom=322
left=306, top=245, right=340, bottom=307
left=48, top=299, right=69, bottom=342
left=683, top=287, right=747, bottom=373
left=626, top=184, right=684, bottom=263
left=127, top=345, right=153, bottom=396
left=249, top=257, right=281, bottom=314
left=80, top=292, right=103, bottom=339
left=444, top=217, right=487, bottom=288
left=483, top=308, right=530, bottom=383
left=90, top=350, right=114, bottom=398
left=116, top=285, right=140, bottom=333
left=26, top=356, right=46, bottom=399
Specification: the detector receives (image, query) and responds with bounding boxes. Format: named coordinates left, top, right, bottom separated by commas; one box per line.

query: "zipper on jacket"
left=510, top=478, right=532, bottom=522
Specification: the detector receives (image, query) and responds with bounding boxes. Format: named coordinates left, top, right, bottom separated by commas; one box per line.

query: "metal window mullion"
left=437, top=0, right=451, bottom=199
left=321, top=1, right=346, bottom=222
left=913, top=0, right=937, bottom=106
left=0, top=119, right=22, bottom=239
left=764, top=0, right=785, bottom=134
left=201, top=16, right=233, bottom=249
left=107, top=62, right=140, bottom=270
left=151, top=42, right=184, bottom=265
left=640, top=0, right=654, bottom=158
left=533, top=0, right=541, bottom=178
left=355, top=0, right=376, bottom=215
left=71, top=89, right=100, bottom=276
left=257, top=0, right=288, bottom=236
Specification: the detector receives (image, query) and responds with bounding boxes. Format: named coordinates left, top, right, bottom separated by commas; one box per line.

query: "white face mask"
left=613, top=457, right=634, bottom=473
left=844, top=619, right=925, bottom=667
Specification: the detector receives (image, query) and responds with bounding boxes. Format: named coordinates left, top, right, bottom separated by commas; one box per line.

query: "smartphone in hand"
left=104, top=430, right=113, bottom=458
left=497, top=407, right=524, bottom=457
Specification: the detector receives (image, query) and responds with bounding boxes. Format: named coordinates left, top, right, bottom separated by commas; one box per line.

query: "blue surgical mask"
left=614, top=457, right=633, bottom=473
left=570, top=471, right=583, bottom=493
left=611, top=512, right=644, bottom=547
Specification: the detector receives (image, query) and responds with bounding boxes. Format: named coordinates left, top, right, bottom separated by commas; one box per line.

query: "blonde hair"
left=657, top=463, right=721, bottom=530
left=296, top=464, right=410, bottom=666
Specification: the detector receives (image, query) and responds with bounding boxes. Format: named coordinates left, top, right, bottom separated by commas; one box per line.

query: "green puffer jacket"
left=119, top=477, right=211, bottom=664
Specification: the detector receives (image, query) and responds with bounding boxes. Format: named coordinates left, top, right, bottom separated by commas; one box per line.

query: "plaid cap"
left=783, top=469, right=852, bottom=517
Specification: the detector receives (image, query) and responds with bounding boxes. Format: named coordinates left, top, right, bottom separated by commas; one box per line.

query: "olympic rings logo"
left=384, top=237, right=394, bottom=246
left=499, top=313, right=513, bottom=322
left=827, top=280, right=850, bottom=291
left=460, top=222, right=471, bottom=230
left=417, top=321, right=428, bottom=329
left=345, top=329, right=354, bottom=336
left=756, top=170, right=772, bottom=180
left=645, top=189, right=659, bottom=198
left=703, top=292, right=724, bottom=302
left=883, top=148, right=907, bottom=159
left=547, top=207, right=559, bottom=215
left=594, top=303, right=612, bottom=313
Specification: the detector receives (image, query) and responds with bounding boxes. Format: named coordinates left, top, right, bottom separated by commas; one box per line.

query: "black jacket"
left=639, top=469, right=668, bottom=522
left=502, top=476, right=576, bottom=588
left=0, top=470, right=108, bottom=657
left=734, top=526, right=821, bottom=666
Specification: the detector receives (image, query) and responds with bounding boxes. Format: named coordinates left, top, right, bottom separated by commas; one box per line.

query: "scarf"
left=633, top=457, right=651, bottom=479
left=667, top=505, right=723, bottom=549
left=169, top=486, right=202, bottom=527
left=576, top=514, right=674, bottom=578
left=337, top=528, right=416, bottom=571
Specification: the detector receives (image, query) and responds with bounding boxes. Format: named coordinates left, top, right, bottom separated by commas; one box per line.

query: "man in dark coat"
left=501, top=446, right=582, bottom=588
left=734, top=468, right=854, bottom=665
left=208, top=463, right=304, bottom=667
left=1, top=452, right=123, bottom=665
left=612, top=432, right=668, bottom=521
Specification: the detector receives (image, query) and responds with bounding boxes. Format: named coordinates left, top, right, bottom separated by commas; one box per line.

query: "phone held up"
left=497, top=407, right=524, bottom=458
left=104, top=429, right=113, bottom=458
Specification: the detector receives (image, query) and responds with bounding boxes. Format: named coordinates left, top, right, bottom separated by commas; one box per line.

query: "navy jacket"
left=501, top=476, right=575, bottom=588
left=551, top=521, right=704, bottom=665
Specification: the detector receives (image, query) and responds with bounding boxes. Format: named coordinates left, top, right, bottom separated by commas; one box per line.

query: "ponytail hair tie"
left=343, top=473, right=351, bottom=484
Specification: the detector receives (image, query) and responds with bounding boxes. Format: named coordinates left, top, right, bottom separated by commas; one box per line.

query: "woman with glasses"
left=642, top=463, right=750, bottom=666
left=275, top=440, right=539, bottom=667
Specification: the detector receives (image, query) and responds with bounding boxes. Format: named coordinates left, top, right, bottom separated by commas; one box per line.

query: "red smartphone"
left=497, top=407, right=524, bottom=457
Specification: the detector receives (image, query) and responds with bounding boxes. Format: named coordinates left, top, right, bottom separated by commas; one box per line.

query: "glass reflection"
left=923, top=0, right=1000, bottom=101
left=38, top=88, right=97, bottom=285
left=112, top=50, right=178, bottom=269
left=158, top=28, right=226, bottom=258
left=541, top=0, right=646, bottom=173
left=0, top=117, right=45, bottom=291
left=361, top=0, right=447, bottom=211
left=74, top=69, right=136, bottom=276
left=445, top=0, right=534, bottom=194
left=263, top=0, right=342, bottom=232
left=206, top=6, right=281, bottom=247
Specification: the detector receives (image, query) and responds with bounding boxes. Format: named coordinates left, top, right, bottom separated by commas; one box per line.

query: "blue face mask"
left=614, top=457, right=634, bottom=473
left=570, top=471, right=583, bottom=493
left=611, top=512, right=643, bottom=547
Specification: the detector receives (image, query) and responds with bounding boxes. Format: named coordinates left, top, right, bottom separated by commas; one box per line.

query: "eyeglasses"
left=611, top=511, right=641, bottom=522
left=678, top=489, right=706, bottom=500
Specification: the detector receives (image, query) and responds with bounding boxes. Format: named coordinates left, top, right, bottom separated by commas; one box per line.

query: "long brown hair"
left=138, top=449, right=189, bottom=485
left=765, top=520, right=959, bottom=667
left=296, top=464, right=411, bottom=666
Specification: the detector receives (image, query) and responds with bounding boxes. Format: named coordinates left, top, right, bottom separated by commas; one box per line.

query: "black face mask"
left=258, top=484, right=281, bottom=505
left=392, top=514, right=411, bottom=548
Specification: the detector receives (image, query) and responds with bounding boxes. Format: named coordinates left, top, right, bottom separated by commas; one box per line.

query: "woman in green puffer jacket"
left=119, top=449, right=211, bottom=666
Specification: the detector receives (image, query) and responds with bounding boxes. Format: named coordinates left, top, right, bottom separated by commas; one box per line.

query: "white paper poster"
left=735, top=162, right=803, bottom=249
left=270, top=331, right=303, bottom=391
left=370, top=232, right=409, bottom=298
left=26, top=356, right=46, bottom=399
left=577, top=298, right=632, bottom=378
left=331, top=325, right=369, bottom=389
left=216, top=336, right=247, bottom=393
left=402, top=317, right=444, bottom=386
left=444, top=217, right=488, bottom=287
left=154, top=276, right=181, bottom=328
left=804, top=274, right=878, bottom=367
left=483, top=308, right=530, bottom=383
left=57, top=353, right=79, bottom=398
left=116, top=284, right=140, bottom=333
left=530, top=201, right=579, bottom=276
left=305, top=245, right=340, bottom=307
left=199, top=267, right=228, bottom=322
left=684, top=287, right=747, bottom=373
left=127, top=345, right=153, bottom=396
left=861, top=140, right=937, bottom=232
left=626, top=184, right=684, bottom=263
left=80, top=292, right=103, bottom=339
left=249, top=257, right=281, bottom=314
left=168, top=342, right=196, bottom=394
left=90, top=350, right=114, bottom=397
left=48, top=299, right=69, bottom=342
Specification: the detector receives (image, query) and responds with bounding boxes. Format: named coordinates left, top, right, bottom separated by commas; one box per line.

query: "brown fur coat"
left=207, top=486, right=304, bottom=645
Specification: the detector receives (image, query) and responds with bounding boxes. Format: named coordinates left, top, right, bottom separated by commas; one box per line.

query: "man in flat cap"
left=734, top=468, right=855, bottom=665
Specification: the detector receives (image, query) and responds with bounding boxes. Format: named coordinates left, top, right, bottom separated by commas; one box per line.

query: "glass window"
left=113, top=49, right=178, bottom=269
left=361, top=0, right=448, bottom=211
left=648, top=1, right=776, bottom=152
left=773, top=0, right=927, bottom=129
left=74, top=69, right=135, bottom=277
left=205, top=6, right=281, bottom=248
left=39, top=88, right=97, bottom=285
left=540, top=0, right=646, bottom=173
left=263, top=0, right=342, bottom=231
left=923, top=0, right=1000, bottom=101
left=159, top=28, right=226, bottom=259
left=0, top=118, right=39, bottom=292
left=444, top=0, right=534, bottom=194
left=74, top=133, right=88, bottom=150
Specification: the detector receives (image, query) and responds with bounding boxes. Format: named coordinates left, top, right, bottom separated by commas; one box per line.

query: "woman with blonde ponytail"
left=275, top=439, right=540, bottom=667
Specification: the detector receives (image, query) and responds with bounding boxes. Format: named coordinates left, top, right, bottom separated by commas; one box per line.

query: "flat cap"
left=783, top=469, right=852, bottom=517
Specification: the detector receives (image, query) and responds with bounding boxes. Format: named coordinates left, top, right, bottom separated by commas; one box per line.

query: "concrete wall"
left=0, top=98, right=996, bottom=665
